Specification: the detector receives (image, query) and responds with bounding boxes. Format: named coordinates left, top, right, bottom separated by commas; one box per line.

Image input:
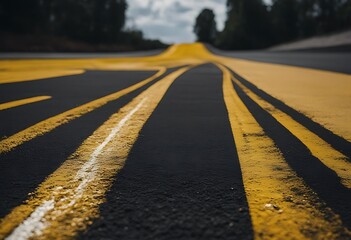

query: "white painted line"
left=6, top=98, right=148, bottom=240
left=6, top=200, right=55, bottom=240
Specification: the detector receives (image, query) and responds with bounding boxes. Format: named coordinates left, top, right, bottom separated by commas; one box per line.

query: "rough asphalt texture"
left=1, top=55, right=350, bottom=239
left=0, top=70, right=165, bottom=218
left=0, top=71, right=156, bottom=137
left=80, top=64, right=253, bottom=240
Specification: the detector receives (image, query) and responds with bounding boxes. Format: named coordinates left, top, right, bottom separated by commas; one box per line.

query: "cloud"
left=126, top=0, right=227, bottom=44
left=173, top=2, right=192, bottom=14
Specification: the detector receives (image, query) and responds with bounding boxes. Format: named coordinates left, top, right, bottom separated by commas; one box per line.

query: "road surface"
left=0, top=44, right=350, bottom=239
left=210, top=47, right=351, bottom=74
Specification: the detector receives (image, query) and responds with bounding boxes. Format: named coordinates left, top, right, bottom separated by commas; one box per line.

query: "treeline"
left=195, top=0, right=351, bottom=50
left=0, top=0, right=166, bottom=50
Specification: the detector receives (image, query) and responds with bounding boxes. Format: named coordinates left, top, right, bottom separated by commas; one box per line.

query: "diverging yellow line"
left=0, top=67, right=166, bottom=154
left=231, top=75, right=351, bottom=189
left=0, top=66, right=191, bottom=240
left=218, top=63, right=350, bottom=239
left=0, top=69, right=85, bottom=84
left=0, top=96, right=52, bottom=111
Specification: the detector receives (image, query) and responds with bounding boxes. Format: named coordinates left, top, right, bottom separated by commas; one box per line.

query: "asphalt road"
left=0, top=44, right=350, bottom=239
left=0, top=70, right=164, bottom=218
left=211, top=47, right=351, bottom=74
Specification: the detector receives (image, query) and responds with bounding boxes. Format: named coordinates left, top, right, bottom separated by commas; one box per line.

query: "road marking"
left=1, top=43, right=350, bottom=238
left=0, top=96, right=52, bottom=111
left=219, top=57, right=351, bottom=141
left=0, top=69, right=85, bottom=84
left=0, top=67, right=166, bottom=153
left=5, top=99, right=147, bottom=240
left=5, top=200, right=55, bottom=240
left=0, top=46, right=203, bottom=85
left=232, top=76, right=351, bottom=188
left=218, top=63, right=350, bottom=239
left=0, top=66, right=191, bottom=240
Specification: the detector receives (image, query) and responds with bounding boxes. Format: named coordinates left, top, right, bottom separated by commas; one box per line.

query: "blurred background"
left=0, top=0, right=350, bottom=52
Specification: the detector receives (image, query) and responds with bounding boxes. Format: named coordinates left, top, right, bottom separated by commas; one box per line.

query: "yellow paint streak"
left=0, top=44, right=209, bottom=151
left=0, top=66, right=191, bottom=240
left=0, top=69, right=85, bottom=84
left=157, top=43, right=350, bottom=143
left=0, top=45, right=206, bottom=84
left=219, top=63, right=350, bottom=239
left=232, top=77, right=351, bottom=188
left=221, top=58, right=351, bottom=141
left=0, top=96, right=52, bottom=110
left=3, top=40, right=351, bottom=145
left=0, top=68, right=166, bottom=153
left=159, top=43, right=214, bottom=60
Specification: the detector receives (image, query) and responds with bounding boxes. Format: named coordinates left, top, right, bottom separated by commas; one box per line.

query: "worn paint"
left=219, top=63, right=350, bottom=239
left=0, top=67, right=165, bottom=153
left=0, top=96, right=52, bottom=111
left=232, top=76, right=351, bottom=188
left=221, top=58, right=351, bottom=141
left=0, top=66, right=191, bottom=240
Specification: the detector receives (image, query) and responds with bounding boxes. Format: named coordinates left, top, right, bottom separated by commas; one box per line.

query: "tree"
left=0, top=0, right=167, bottom=51
left=194, top=9, right=217, bottom=44
left=0, top=0, right=128, bottom=43
left=216, top=0, right=271, bottom=50
left=270, top=0, right=299, bottom=43
left=0, top=0, right=43, bottom=33
left=313, top=0, right=351, bottom=34
left=214, top=0, right=351, bottom=50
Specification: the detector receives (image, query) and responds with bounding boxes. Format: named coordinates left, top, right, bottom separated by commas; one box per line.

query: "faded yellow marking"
left=0, top=96, right=52, bottom=110
left=232, top=76, right=351, bottom=188
left=0, top=68, right=166, bottom=153
left=0, top=69, right=85, bottom=84
left=218, top=63, right=350, bottom=239
left=0, top=66, right=191, bottom=240
left=0, top=45, right=206, bottom=84
left=221, top=58, right=351, bottom=141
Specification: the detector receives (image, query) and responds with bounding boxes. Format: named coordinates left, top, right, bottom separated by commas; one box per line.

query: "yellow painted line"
left=0, top=44, right=206, bottom=85
left=232, top=76, right=351, bottom=189
left=0, top=96, right=52, bottom=111
left=218, top=63, right=350, bottom=239
left=0, top=69, right=85, bottom=84
left=0, top=44, right=207, bottom=85
left=219, top=57, right=351, bottom=142
left=0, top=67, right=166, bottom=153
left=0, top=66, right=192, bottom=240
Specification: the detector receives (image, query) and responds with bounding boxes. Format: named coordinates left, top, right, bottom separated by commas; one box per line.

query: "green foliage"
left=194, top=9, right=217, bottom=44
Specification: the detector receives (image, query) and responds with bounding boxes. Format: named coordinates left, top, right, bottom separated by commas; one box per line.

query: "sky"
left=126, top=0, right=272, bottom=44
left=125, top=0, right=227, bottom=43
